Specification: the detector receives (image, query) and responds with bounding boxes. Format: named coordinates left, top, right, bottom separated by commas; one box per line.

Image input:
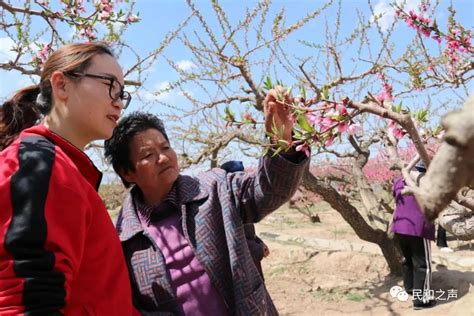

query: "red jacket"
left=0, top=125, right=135, bottom=315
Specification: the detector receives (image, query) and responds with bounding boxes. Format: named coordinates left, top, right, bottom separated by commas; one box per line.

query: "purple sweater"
left=391, top=177, right=435, bottom=240
left=136, top=190, right=229, bottom=316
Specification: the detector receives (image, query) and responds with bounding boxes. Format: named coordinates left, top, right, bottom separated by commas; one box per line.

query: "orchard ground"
left=101, top=184, right=474, bottom=316
left=257, top=203, right=473, bottom=316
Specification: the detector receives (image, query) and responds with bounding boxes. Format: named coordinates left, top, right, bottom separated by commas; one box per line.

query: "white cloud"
left=138, top=81, right=173, bottom=102
left=176, top=60, right=196, bottom=72
left=371, top=0, right=421, bottom=32
left=156, top=81, right=171, bottom=90
left=0, top=37, right=16, bottom=63
left=135, top=81, right=192, bottom=108
left=372, top=0, right=395, bottom=32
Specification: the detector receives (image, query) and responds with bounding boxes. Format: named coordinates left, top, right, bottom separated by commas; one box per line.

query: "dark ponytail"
left=0, top=85, right=41, bottom=150
left=0, top=42, right=113, bottom=151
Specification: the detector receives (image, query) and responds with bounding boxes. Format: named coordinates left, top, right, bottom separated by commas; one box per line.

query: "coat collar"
left=21, top=124, right=102, bottom=190
left=117, top=174, right=209, bottom=242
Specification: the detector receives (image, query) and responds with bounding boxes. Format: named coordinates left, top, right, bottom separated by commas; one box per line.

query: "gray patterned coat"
left=116, top=151, right=308, bottom=315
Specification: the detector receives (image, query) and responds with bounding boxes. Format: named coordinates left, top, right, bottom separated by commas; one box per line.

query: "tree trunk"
left=210, top=148, right=218, bottom=169
left=351, top=154, right=391, bottom=231
left=377, top=235, right=403, bottom=276
left=303, top=168, right=402, bottom=275
left=416, top=94, right=474, bottom=221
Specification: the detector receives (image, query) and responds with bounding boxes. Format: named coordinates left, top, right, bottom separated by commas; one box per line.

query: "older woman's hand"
left=264, top=86, right=294, bottom=144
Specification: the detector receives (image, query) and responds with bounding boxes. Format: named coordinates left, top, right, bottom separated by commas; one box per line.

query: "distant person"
left=391, top=161, right=436, bottom=310
left=104, top=87, right=309, bottom=315
left=436, top=224, right=453, bottom=252
left=220, top=160, right=270, bottom=280
left=0, top=43, right=136, bottom=314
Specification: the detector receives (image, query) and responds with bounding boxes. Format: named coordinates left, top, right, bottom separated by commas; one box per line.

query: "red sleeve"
left=0, top=136, right=90, bottom=314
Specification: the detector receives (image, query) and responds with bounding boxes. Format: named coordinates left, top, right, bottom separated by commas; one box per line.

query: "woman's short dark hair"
left=104, top=112, right=169, bottom=188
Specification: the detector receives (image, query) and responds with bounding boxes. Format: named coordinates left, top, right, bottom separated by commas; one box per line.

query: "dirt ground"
left=256, top=203, right=474, bottom=316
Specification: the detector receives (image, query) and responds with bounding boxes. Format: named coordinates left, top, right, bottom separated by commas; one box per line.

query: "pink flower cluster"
left=127, top=15, right=139, bottom=23
left=396, top=4, right=472, bottom=78
left=242, top=112, right=257, bottom=125
left=79, top=25, right=96, bottom=40
left=396, top=9, right=433, bottom=38
left=32, top=43, right=52, bottom=70
left=447, top=28, right=471, bottom=53
left=61, top=0, right=86, bottom=16
left=295, top=102, right=362, bottom=155
left=445, top=26, right=472, bottom=77
left=368, top=141, right=439, bottom=184
left=419, top=2, right=429, bottom=12
left=387, top=120, right=405, bottom=140
left=363, top=159, right=396, bottom=184
left=295, top=143, right=311, bottom=157
left=376, top=73, right=393, bottom=104
left=37, top=43, right=52, bottom=65
left=98, top=0, right=115, bottom=21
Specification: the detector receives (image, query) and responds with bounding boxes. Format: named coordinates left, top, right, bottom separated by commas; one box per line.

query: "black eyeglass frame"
left=65, top=72, right=131, bottom=109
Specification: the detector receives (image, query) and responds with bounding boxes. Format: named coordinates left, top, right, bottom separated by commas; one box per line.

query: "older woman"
left=104, top=88, right=309, bottom=315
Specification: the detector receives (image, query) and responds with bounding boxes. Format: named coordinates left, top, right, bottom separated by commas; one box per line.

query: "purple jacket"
left=391, top=177, right=435, bottom=240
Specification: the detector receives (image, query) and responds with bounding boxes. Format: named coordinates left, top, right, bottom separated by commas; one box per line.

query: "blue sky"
left=121, top=0, right=473, bottom=120
left=1, top=0, right=473, bottom=178
left=2, top=0, right=472, bottom=106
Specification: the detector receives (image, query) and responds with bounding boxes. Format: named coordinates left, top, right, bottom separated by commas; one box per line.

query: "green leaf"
left=299, top=86, right=306, bottom=100
left=293, top=129, right=302, bottom=138
left=224, top=105, right=234, bottom=121
left=277, top=139, right=289, bottom=148
left=263, top=147, right=270, bottom=156
left=391, top=103, right=402, bottom=113
left=433, top=125, right=443, bottom=136
left=272, top=145, right=285, bottom=157
left=415, top=108, right=429, bottom=123
left=224, top=105, right=232, bottom=115
left=263, top=76, right=273, bottom=91
left=276, top=90, right=284, bottom=102
left=297, top=113, right=314, bottom=133
left=270, top=117, right=285, bottom=140
left=322, top=86, right=329, bottom=100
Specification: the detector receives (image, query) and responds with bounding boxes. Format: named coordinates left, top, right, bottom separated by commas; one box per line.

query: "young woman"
left=0, top=43, right=136, bottom=315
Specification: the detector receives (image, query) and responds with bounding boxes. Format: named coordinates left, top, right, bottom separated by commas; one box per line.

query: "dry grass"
left=99, top=182, right=127, bottom=218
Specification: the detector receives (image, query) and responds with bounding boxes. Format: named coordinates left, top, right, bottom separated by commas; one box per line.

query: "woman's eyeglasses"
left=66, top=72, right=132, bottom=109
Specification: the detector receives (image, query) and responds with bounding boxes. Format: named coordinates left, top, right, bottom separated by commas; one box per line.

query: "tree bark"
left=438, top=203, right=474, bottom=241
left=377, top=235, right=403, bottom=276
left=415, top=95, right=474, bottom=221
left=351, top=151, right=391, bottom=231
left=302, top=168, right=402, bottom=275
